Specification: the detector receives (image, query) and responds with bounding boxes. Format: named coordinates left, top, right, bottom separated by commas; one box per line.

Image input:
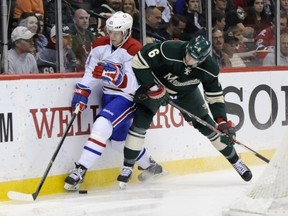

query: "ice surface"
left=0, top=166, right=266, bottom=216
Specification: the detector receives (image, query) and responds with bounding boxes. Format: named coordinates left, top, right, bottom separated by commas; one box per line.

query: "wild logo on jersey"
left=163, top=73, right=200, bottom=87
left=184, top=67, right=192, bottom=75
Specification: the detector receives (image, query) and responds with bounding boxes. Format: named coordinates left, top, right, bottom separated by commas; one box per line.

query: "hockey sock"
left=219, top=146, right=239, bottom=164
left=123, top=146, right=140, bottom=167
left=136, top=148, right=151, bottom=169
left=78, top=117, right=112, bottom=168
left=78, top=134, right=107, bottom=169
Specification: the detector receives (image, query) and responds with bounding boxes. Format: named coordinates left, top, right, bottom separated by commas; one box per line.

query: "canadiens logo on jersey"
left=184, top=67, right=192, bottom=75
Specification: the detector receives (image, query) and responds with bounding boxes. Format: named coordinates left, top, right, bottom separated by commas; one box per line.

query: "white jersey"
left=80, top=36, right=142, bottom=101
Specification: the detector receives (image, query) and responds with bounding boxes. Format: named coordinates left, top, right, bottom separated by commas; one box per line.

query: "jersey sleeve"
left=79, top=46, right=102, bottom=89
left=200, top=57, right=227, bottom=121
left=132, top=43, right=163, bottom=86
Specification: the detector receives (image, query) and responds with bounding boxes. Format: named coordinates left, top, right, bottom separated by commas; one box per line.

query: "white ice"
left=0, top=165, right=266, bottom=216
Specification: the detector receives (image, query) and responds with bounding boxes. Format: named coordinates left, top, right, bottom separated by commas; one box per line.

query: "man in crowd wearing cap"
left=6, top=26, right=38, bottom=74
left=37, top=25, right=77, bottom=73
left=223, top=31, right=246, bottom=67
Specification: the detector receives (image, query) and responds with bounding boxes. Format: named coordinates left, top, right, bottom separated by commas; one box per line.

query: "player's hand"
left=93, top=63, right=105, bottom=79
left=217, top=118, right=236, bottom=146
left=217, top=119, right=236, bottom=138
left=147, top=83, right=169, bottom=106
left=93, top=62, right=126, bottom=87
left=147, top=83, right=167, bottom=99
left=72, top=83, right=91, bottom=112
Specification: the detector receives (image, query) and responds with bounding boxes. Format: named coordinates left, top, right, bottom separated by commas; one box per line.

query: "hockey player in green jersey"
left=117, top=35, right=252, bottom=188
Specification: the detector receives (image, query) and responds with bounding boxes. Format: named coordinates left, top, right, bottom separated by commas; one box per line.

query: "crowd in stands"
left=0, top=0, right=287, bottom=74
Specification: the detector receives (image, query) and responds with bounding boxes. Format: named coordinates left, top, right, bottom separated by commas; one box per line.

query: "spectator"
left=213, top=0, right=229, bottom=11
left=243, top=0, right=271, bottom=38
left=212, top=28, right=232, bottom=68
left=214, top=0, right=254, bottom=39
left=17, top=12, right=40, bottom=56
left=227, top=25, right=257, bottom=65
left=281, top=0, right=288, bottom=16
left=7, top=26, right=38, bottom=74
left=255, top=12, right=288, bottom=55
left=69, top=9, right=96, bottom=71
left=35, top=15, right=48, bottom=53
left=132, top=6, right=163, bottom=43
left=223, top=31, right=246, bottom=67
left=93, top=0, right=122, bottom=36
left=145, top=0, right=173, bottom=23
left=122, top=0, right=140, bottom=24
left=263, top=33, right=288, bottom=66
left=11, top=0, right=44, bottom=29
left=212, top=10, right=226, bottom=31
left=263, top=0, right=275, bottom=22
left=37, top=25, right=77, bottom=73
left=158, top=14, right=187, bottom=40
left=181, top=0, right=206, bottom=40
left=44, top=0, right=75, bottom=28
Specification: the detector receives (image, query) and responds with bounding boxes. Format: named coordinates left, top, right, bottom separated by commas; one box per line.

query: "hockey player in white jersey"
left=64, top=11, right=164, bottom=191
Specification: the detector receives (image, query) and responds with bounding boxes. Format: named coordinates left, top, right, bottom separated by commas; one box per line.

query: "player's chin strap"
left=166, top=99, right=270, bottom=164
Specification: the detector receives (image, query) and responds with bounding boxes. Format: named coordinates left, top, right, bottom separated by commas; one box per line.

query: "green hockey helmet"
left=186, top=35, right=211, bottom=62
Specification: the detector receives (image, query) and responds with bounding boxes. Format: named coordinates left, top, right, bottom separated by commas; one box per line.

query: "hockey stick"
left=7, top=105, right=81, bottom=201
left=167, top=100, right=270, bottom=163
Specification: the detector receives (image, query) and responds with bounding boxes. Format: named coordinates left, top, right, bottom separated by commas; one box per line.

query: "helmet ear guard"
left=186, top=35, right=211, bottom=63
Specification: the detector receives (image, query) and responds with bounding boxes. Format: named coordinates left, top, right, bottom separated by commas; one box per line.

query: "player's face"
left=184, top=52, right=200, bottom=67
left=107, top=30, right=124, bottom=47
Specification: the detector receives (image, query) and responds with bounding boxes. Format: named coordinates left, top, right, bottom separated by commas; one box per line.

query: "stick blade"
left=7, top=191, right=35, bottom=201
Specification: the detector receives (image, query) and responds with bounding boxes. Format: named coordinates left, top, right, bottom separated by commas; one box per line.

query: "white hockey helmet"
left=106, top=11, right=133, bottom=45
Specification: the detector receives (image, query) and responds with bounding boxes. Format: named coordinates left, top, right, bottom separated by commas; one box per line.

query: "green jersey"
left=132, top=40, right=227, bottom=121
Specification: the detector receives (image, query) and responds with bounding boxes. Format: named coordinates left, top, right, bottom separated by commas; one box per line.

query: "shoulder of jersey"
left=122, top=38, right=142, bottom=56
left=92, top=36, right=110, bottom=48
left=91, top=36, right=142, bottom=56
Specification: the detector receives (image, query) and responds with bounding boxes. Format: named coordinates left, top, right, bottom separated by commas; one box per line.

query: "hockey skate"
left=138, top=157, right=167, bottom=182
left=117, top=166, right=133, bottom=190
left=64, top=163, right=87, bottom=191
left=232, top=159, right=252, bottom=182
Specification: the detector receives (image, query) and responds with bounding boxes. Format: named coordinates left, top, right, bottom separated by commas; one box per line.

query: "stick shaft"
left=32, top=110, right=79, bottom=199
left=168, top=100, right=270, bottom=163
left=8, top=106, right=80, bottom=201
